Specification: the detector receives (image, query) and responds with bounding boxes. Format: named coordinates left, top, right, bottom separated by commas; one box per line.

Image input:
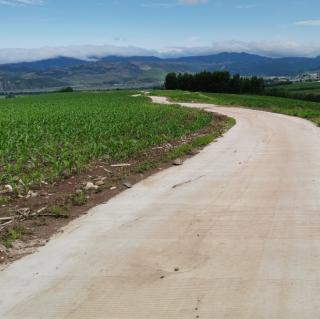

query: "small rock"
left=75, top=189, right=83, bottom=194
left=111, top=163, right=132, bottom=168
left=188, top=149, right=200, bottom=156
left=84, top=182, right=98, bottom=191
left=16, top=207, right=31, bottom=217
left=110, top=186, right=117, bottom=190
left=173, top=158, right=183, bottom=166
left=26, top=190, right=38, bottom=199
left=160, top=275, right=165, bottom=279
left=62, top=170, right=70, bottom=178
left=174, top=267, right=180, bottom=272
left=95, top=180, right=105, bottom=186
left=11, top=240, right=25, bottom=250
left=37, top=207, right=47, bottom=214
left=123, top=182, right=133, bottom=189
left=4, top=185, right=13, bottom=193
left=0, top=244, right=6, bottom=253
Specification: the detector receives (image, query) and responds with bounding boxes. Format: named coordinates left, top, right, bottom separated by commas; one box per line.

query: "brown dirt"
left=0, top=113, right=227, bottom=264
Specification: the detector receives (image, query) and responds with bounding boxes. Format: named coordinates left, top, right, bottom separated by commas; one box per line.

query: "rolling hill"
left=1, top=52, right=320, bottom=92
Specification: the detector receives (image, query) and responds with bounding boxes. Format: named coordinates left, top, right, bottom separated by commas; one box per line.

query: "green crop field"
left=152, top=90, right=320, bottom=125
left=0, top=91, right=218, bottom=194
left=267, top=81, right=320, bottom=95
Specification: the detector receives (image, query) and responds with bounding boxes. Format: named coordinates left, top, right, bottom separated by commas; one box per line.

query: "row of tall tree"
left=165, top=71, right=265, bottom=94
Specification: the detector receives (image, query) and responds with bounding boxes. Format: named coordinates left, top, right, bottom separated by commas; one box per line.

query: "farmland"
left=152, top=90, right=320, bottom=126
left=267, top=81, right=320, bottom=95
left=0, top=91, right=226, bottom=197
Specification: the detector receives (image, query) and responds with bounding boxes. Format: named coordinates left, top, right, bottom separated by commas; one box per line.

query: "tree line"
left=165, top=71, right=265, bottom=94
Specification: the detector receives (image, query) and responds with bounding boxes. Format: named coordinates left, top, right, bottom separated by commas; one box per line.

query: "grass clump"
left=0, top=195, right=9, bottom=205
left=50, top=205, right=69, bottom=218
left=71, top=191, right=87, bottom=206
left=1, top=227, right=27, bottom=248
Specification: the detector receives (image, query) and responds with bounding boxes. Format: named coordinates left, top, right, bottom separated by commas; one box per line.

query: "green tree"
left=165, top=73, right=178, bottom=90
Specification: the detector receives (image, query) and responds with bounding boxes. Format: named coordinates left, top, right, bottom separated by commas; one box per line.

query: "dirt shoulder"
left=0, top=110, right=233, bottom=264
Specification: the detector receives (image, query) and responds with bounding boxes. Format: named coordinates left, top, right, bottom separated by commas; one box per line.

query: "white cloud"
left=236, top=4, right=257, bottom=9
left=141, top=0, right=207, bottom=8
left=0, top=40, right=320, bottom=64
left=295, top=20, right=320, bottom=26
left=0, top=0, right=44, bottom=6
left=0, top=45, right=158, bottom=64
left=178, top=0, right=207, bottom=5
left=164, top=40, right=320, bottom=58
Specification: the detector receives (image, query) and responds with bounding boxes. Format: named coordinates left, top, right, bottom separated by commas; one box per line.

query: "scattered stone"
left=4, top=185, right=13, bottom=193
left=84, top=182, right=98, bottom=191
left=111, top=163, right=132, bottom=168
left=75, top=189, right=83, bottom=194
left=188, top=149, right=200, bottom=156
left=0, top=246, right=6, bottom=263
left=62, top=170, right=70, bottom=178
left=37, top=207, right=47, bottom=214
left=123, top=182, right=133, bottom=189
left=16, top=207, right=31, bottom=217
left=95, top=180, right=105, bottom=186
left=160, top=275, right=165, bottom=279
left=11, top=240, right=25, bottom=250
left=110, top=186, right=117, bottom=191
left=174, top=267, right=180, bottom=272
left=173, top=158, right=183, bottom=166
left=26, top=190, right=38, bottom=199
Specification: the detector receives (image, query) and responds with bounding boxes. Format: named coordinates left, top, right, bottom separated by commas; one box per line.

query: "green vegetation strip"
left=152, top=90, right=320, bottom=126
left=0, top=91, right=222, bottom=193
left=267, top=81, right=320, bottom=95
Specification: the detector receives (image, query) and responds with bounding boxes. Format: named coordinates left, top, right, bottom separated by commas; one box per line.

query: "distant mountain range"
left=1, top=52, right=320, bottom=92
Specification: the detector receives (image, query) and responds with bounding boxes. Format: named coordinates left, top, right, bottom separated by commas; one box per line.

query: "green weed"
left=1, top=227, right=27, bottom=248
left=50, top=205, right=69, bottom=218
left=72, top=191, right=87, bottom=206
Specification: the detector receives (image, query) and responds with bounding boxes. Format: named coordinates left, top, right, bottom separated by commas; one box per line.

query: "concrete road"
left=1, top=97, right=320, bottom=318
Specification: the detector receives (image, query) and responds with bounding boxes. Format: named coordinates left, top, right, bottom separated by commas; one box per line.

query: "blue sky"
left=0, top=0, right=320, bottom=62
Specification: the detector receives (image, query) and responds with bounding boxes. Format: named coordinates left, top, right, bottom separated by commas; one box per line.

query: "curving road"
left=1, top=97, right=320, bottom=318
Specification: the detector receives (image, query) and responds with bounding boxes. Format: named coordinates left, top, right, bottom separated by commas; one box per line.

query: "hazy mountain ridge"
left=1, top=52, right=320, bottom=92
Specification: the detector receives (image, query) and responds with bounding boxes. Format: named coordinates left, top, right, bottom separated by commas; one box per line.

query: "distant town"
left=266, top=71, right=320, bottom=83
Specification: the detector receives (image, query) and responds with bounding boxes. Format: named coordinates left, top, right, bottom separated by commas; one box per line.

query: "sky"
left=0, top=0, right=320, bottom=63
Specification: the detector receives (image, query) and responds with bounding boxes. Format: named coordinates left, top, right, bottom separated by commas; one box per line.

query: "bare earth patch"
left=0, top=113, right=231, bottom=264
